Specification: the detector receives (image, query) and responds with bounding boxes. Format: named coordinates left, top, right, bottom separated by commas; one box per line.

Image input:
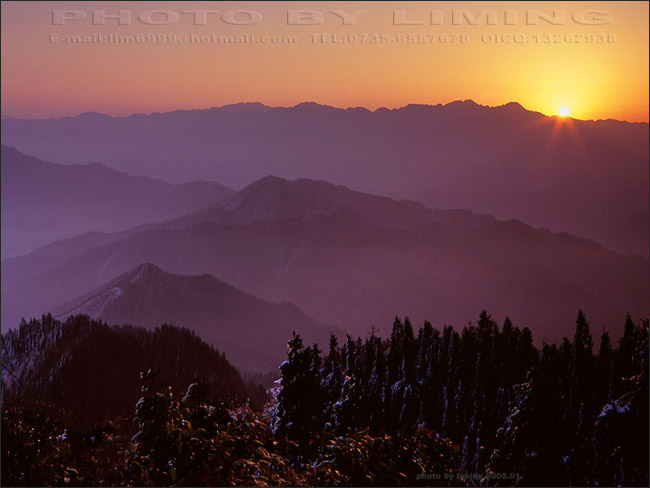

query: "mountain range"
left=51, top=263, right=338, bottom=373
left=0, top=145, right=234, bottom=258
left=3, top=173, right=647, bottom=345
left=2, top=101, right=647, bottom=255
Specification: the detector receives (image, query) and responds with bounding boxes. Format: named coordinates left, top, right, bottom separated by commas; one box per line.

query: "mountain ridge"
left=6, top=100, right=649, bottom=124
left=50, top=262, right=341, bottom=373
left=2, top=175, right=646, bottom=345
left=3, top=100, right=646, bottom=255
left=0, top=145, right=235, bottom=258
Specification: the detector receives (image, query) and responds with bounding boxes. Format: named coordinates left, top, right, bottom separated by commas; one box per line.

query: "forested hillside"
left=1, top=314, right=266, bottom=426
left=2, top=311, right=647, bottom=486
left=273, top=311, right=649, bottom=486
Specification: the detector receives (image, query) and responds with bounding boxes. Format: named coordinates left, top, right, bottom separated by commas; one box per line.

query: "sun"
left=558, top=105, right=570, bottom=117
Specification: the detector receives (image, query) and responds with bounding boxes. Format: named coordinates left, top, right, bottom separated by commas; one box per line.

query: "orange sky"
left=1, top=1, right=648, bottom=121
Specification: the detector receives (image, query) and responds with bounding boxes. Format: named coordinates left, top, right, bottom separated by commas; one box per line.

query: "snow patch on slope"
left=63, top=286, right=124, bottom=318
left=130, top=264, right=149, bottom=283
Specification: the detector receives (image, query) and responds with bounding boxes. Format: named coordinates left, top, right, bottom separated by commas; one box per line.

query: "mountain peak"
left=247, top=174, right=289, bottom=187
left=73, top=111, right=112, bottom=120
left=396, top=100, right=483, bottom=114
left=217, top=175, right=325, bottom=221
left=224, top=175, right=292, bottom=202
left=291, top=101, right=340, bottom=112
left=52, top=263, right=170, bottom=321
left=51, top=263, right=335, bottom=373
left=444, top=99, right=481, bottom=107
left=127, top=262, right=166, bottom=282
left=498, top=101, right=525, bottom=110
left=217, top=174, right=481, bottom=232
left=217, top=102, right=271, bottom=113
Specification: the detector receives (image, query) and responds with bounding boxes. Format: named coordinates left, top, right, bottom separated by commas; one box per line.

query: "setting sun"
left=558, top=106, right=570, bottom=117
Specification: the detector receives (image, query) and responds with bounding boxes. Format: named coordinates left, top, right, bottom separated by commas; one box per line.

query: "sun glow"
left=558, top=106, right=570, bottom=117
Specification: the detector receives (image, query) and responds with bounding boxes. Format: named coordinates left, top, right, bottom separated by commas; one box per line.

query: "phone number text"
left=309, top=33, right=470, bottom=44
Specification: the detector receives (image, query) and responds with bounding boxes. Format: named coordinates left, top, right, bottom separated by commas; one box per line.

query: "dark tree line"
left=2, top=314, right=266, bottom=427
left=1, top=311, right=647, bottom=486
left=273, top=311, right=649, bottom=486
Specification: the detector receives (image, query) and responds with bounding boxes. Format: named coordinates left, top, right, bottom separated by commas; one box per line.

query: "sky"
left=1, top=1, right=648, bottom=121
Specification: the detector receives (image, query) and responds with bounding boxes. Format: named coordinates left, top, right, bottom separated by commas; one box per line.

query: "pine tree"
left=274, top=333, right=323, bottom=450
left=320, top=334, right=343, bottom=429
left=397, top=318, right=419, bottom=433
left=362, top=331, right=386, bottom=434
left=564, top=310, right=595, bottom=483
left=338, top=336, right=363, bottom=432
left=385, top=318, right=405, bottom=434
left=416, top=321, right=440, bottom=429
left=615, top=313, right=637, bottom=397
left=592, top=317, right=649, bottom=486
left=596, top=329, right=614, bottom=403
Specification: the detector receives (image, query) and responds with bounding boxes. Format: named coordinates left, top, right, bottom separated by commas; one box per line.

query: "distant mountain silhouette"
left=2, top=101, right=647, bottom=255
left=179, top=174, right=498, bottom=230
left=1, top=314, right=260, bottom=427
left=3, top=176, right=647, bottom=344
left=0, top=145, right=234, bottom=258
left=51, top=263, right=338, bottom=373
